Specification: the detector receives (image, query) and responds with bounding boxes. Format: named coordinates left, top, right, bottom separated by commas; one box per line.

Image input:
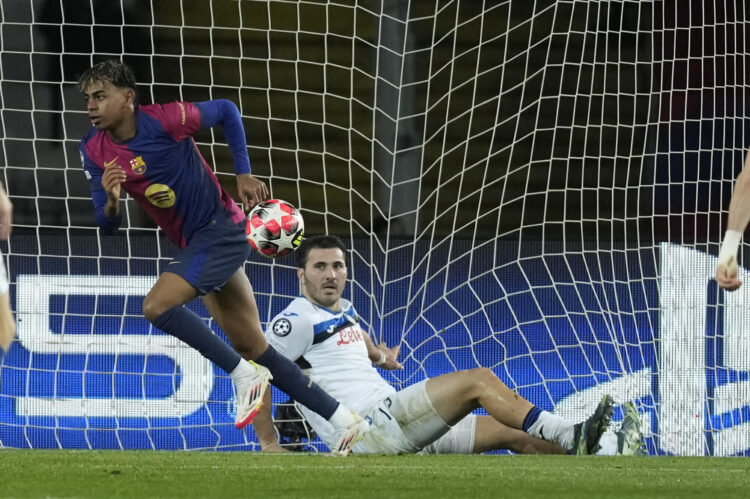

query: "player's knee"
left=142, top=295, right=169, bottom=322
left=469, top=367, right=503, bottom=392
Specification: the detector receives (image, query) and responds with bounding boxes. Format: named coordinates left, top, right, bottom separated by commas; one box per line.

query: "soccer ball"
left=245, top=199, right=305, bottom=258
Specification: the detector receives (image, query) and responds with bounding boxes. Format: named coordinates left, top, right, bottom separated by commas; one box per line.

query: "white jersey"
left=264, top=296, right=396, bottom=445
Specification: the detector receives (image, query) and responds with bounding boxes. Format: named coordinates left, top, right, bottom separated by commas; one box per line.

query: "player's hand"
left=260, top=441, right=289, bottom=453
left=101, top=164, right=126, bottom=202
left=377, top=342, right=404, bottom=370
left=237, top=174, right=269, bottom=211
left=0, top=191, right=12, bottom=240
left=716, top=260, right=742, bottom=291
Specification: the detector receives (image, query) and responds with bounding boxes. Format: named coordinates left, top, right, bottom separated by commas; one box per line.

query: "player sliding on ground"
left=253, top=235, right=646, bottom=455
left=77, top=60, right=367, bottom=455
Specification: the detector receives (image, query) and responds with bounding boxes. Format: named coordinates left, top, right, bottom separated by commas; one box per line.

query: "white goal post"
left=0, top=0, right=747, bottom=455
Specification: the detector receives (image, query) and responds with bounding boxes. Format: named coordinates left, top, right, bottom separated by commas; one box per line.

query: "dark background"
left=2, top=0, right=744, bottom=245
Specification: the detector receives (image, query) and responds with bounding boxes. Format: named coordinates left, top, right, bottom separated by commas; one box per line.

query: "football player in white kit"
left=0, top=180, right=15, bottom=367
left=252, top=235, right=645, bottom=456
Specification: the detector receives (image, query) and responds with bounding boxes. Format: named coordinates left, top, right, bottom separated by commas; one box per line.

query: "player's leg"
left=142, top=213, right=261, bottom=382
left=425, top=368, right=613, bottom=454
left=425, top=368, right=533, bottom=427
left=0, top=255, right=14, bottom=364
left=143, top=271, right=246, bottom=376
left=471, top=416, right=565, bottom=454
left=594, top=402, right=646, bottom=456
left=415, top=415, right=564, bottom=455
left=204, top=268, right=368, bottom=453
left=200, top=268, right=267, bottom=360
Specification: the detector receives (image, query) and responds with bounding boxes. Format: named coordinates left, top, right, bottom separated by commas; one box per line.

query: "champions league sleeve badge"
left=272, top=318, right=292, bottom=337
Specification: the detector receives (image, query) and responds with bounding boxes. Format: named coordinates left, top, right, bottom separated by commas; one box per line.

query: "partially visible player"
left=716, top=149, right=750, bottom=290
left=253, top=235, right=646, bottom=456
left=77, top=60, right=367, bottom=455
left=0, top=180, right=14, bottom=366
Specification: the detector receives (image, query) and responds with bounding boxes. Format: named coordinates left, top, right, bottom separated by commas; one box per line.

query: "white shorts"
left=353, top=379, right=477, bottom=455
left=0, top=250, right=7, bottom=295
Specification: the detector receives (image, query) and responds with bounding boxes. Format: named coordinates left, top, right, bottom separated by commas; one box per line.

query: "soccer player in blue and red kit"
left=77, top=60, right=367, bottom=455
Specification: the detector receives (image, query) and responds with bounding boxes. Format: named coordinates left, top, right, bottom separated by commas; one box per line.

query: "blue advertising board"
left=2, top=233, right=749, bottom=455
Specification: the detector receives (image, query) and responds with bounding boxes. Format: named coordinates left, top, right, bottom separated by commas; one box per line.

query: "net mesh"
left=0, top=0, right=748, bottom=455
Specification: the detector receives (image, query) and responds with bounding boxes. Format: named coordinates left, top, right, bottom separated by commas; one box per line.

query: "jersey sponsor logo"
left=104, top=156, right=119, bottom=168
left=145, top=184, right=176, bottom=208
left=272, top=318, right=292, bottom=337
left=129, top=156, right=146, bottom=175
left=336, top=325, right=363, bottom=346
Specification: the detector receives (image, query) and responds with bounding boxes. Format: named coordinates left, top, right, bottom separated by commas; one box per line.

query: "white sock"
left=526, top=411, right=575, bottom=450
left=229, top=359, right=253, bottom=386
left=328, top=404, right=357, bottom=429
left=596, top=433, right=618, bottom=456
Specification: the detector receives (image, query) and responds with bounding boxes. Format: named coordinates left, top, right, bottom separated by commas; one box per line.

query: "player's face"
left=298, top=247, right=348, bottom=310
left=81, top=80, right=135, bottom=136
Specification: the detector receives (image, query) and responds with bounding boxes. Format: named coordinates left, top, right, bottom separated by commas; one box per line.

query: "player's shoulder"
left=340, top=298, right=358, bottom=319
left=138, top=102, right=170, bottom=120
left=79, top=129, right=108, bottom=169
left=279, top=296, right=318, bottom=314
left=138, top=101, right=200, bottom=139
left=267, top=297, right=316, bottom=336
left=139, top=101, right=193, bottom=120
left=80, top=127, right=102, bottom=149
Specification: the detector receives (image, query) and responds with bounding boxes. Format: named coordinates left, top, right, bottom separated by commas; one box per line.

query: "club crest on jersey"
left=145, top=183, right=176, bottom=208
left=272, top=318, right=292, bottom=337
left=129, top=156, right=146, bottom=174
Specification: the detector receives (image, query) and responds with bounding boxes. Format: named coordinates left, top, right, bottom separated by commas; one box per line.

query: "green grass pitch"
left=1, top=450, right=748, bottom=498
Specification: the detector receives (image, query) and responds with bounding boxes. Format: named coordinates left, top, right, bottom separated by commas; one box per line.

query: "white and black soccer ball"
left=245, top=199, right=305, bottom=258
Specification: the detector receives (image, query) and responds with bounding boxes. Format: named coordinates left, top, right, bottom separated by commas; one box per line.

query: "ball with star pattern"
left=245, top=199, right=305, bottom=258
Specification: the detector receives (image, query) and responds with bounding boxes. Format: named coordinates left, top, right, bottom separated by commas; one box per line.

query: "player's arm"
left=252, top=311, right=314, bottom=451
left=252, top=389, right=287, bottom=452
left=194, top=100, right=268, bottom=210
left=717, top=149, right=750, bottom=290
left=81, top=146, right=124, bottom=234
left=363, top=333, right=403, bottom=370
left=0, top=180, right=12, bottom=240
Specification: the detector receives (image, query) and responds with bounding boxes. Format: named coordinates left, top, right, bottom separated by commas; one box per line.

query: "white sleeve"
left=264, top=312, right=314, bottom=361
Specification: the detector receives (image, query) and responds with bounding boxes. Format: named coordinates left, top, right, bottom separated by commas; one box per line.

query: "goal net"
left=1, top=0, right=747, bottom=456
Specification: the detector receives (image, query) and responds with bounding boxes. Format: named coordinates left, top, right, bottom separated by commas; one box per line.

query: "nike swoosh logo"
left=104, top=156, right=119, bottom=167
left=168, top=261, right=181, bottom=265
left=539, top=427, right=545, bottom=440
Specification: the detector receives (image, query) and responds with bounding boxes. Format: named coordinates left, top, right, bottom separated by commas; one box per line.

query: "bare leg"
left=201, top=268, right=268, bottom=360
left=472, top=416, right=565, bottom=454
left=426, top=368, right=533, bottom=429
left=143, top=271, right=242, bottom=374
left=142, top=271, right=199, bottom=320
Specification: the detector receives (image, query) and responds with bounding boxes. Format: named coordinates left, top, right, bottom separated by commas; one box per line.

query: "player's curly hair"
left=77, top=59, right=136, bottom=92
left=296, top=235, right=347, bottom=268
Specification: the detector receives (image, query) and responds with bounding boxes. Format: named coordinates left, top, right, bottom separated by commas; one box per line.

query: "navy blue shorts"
left=164, top=215, right=251, bottom=295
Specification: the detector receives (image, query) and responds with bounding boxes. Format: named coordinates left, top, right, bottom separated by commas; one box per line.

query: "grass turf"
left=1, top=450, right=749, bottom=498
